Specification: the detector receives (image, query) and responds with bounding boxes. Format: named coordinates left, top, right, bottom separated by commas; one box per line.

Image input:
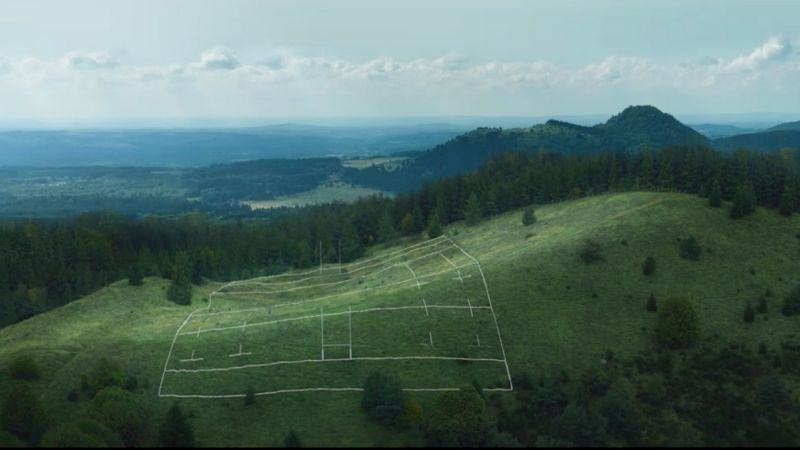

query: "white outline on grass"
left=159, top=233, right=513, bottom=398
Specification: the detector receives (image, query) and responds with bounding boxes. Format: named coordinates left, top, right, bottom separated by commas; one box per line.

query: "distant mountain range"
left=343, top=105, right=800, bottom=192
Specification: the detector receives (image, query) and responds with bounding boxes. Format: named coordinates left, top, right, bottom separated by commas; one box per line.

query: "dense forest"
left=1, top=144, right=799, bottom=327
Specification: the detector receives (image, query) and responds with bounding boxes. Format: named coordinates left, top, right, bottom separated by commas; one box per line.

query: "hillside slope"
left=715, top=129, right=800, bottom=152
left=1, top=191, right=799, bottom=446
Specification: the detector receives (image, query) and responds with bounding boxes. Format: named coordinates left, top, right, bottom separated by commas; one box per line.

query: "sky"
left=0, top=0, right=798, bottom=127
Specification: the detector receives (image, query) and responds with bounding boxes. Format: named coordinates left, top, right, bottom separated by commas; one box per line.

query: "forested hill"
left=715, top=129, right=800, bottom=152
left=343, top=105, right=709, bottom=192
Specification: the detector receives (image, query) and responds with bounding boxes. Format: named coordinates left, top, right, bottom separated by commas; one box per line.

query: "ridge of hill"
left=344, top=105, right=710, bottom=192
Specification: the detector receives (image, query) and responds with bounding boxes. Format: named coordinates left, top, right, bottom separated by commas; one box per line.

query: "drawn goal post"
left=159, top=235, right=513, bottom=398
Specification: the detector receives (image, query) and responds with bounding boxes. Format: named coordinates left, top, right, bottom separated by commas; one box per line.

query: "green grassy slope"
left=1, top=191, right=799, bottom=446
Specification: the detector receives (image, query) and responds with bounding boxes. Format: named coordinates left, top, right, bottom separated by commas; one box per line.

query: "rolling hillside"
left=1, top=191, right=798, bottom=446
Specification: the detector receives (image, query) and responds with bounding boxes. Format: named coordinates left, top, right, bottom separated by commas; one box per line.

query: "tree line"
left=1, top=145, right=798, bottom=327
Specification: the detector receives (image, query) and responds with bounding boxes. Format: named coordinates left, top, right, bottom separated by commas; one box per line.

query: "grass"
left=245, top=180, right=389, bottom=210
left=1, top=191, right=799, bottom=446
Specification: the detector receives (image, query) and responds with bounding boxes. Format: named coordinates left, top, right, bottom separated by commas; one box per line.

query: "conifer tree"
left=464, top=193, right=482, bottom=226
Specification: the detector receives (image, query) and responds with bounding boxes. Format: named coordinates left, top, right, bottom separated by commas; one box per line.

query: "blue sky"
left=0, top=0, right=798, bottom=125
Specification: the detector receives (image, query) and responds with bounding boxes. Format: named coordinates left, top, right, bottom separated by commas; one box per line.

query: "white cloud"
left=192, top=47, right=240, bottom=70
left=62, top=51, right=119, bottom=70
left=724, top=36, right=792, bottom=72
left=0, top=37, right=798, bottom=120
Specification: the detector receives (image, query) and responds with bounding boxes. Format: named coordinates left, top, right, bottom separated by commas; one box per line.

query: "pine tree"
left=646, top=294, right=657, bottom=312
left=778, top=187, right=795, bottom=217
left=709, top=179, right=722, bottom=207
left=411, top=202, right=424, bottom=234
left=464, top=193, right=482, bottom=227
left=377, top=212, right=398, bottom=243
left=730, top=183, right=757, bottom=219
left=159, top=402, right=195, bottom=448
left=522, top=208, right=536, bottom=226
left=427, top=213, right=442, bottom=239
left=484, top=189, right=499, bottom=217
left=642, top=256, right=656, bottom=276
left=167, top=271, right=192, bottom=305
left=400, top=213, right=415, bottom=237
left=127, top=264, right=143, bottom=286
left=244, top=386, right=255, bottom=406
left=743, top=302, right=755, bottom=323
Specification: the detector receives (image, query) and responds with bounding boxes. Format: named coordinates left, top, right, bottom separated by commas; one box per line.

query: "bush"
left=244, top=386, right=255, bottom=406
left=757, top=296, right=768, bottom=313
left=362, top=372, right=404, bottom=426
left=654, top=297, right=699, bottom=349
left=646, top=294, right=658, bottom=312
left=90, top=387, right=147, bottom=447
left=84, top=358, right=124, bottom=398
left=549, top=401, right=607, bottom=447
left=599, top=379, right=641, bottom=440
left=8, top=355, right=39, bottom=380
left=579, top=239, right=603, bottom=264
left=743, top=302, right=755, bottom=323
left=522, top=208, right=536, bottom=226
left=425, top=386, right=489, bottom=447
left=39, top=419, right=122, bottom=448
left=642, top=256, right=656, bottom=276
left=781, top=285, right=800, bottom=317
left=679, top=236, right=702, bottom=260
left=1, top=383, right=47, bottom=443
left=159, top=402, right=195, bottom=448
left=284, top=429, right=302, bottom=448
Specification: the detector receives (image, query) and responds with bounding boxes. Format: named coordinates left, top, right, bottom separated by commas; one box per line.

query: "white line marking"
left=422, top=298, right=429, bottom=316
left=320, top=305, right=325, bottom=361
left=444, top=234, right=513, bottom=391
left=429, top=332, right=434, bottom=347
left=440, top=252, right=456, bottom=267
left=165, top=356, right=507, bottom=374
left=467, top=297, right=474, bottom=317
left=180, top=305, right=491, bottom=336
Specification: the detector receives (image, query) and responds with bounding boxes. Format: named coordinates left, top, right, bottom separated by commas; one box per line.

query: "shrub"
left=425, top=386, right=488, bottom=447
left=522, top=208, right=537, bottom=226
left=579, top=239, right=603, bottom=264
left=642, top=256, right=656, bottom=276
left=39, top=419, right=122, bottom=448
left=362, top=372, right=404, bottom=426
left=244, top=386, right=255, bottom=406
left=549, top=401, right=607, bottom=447
left=8, top=355, right=39, bottom=380
left=1, top=383, right=47, bottom=443
left=599, top=379, right=641, bottom=440
left=84, top=358, right=124, bottom=398
left=757, top=296, right=768, bottom=313
left=679, top=236, right=701, bottom=260
left=284, top=430, right=302, bottom=448
left=654, top=297, right=699, bottom=349
left=781, top=285, right=800, bottom=317
left=646, top=294, right=658, bottom=312
left=159, top=402, right=195, bottom=448
left=743, top=302, right=755, bottom=323
left=90, top=387, right=147, bottom=447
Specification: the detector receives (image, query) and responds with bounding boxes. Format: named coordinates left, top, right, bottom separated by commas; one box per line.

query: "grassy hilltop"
left=1, top=191, right=799, bottom=446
